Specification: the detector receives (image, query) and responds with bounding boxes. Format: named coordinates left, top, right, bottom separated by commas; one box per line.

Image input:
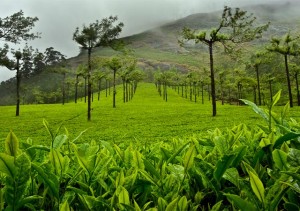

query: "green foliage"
left=0, top=86, right=299, bottom=210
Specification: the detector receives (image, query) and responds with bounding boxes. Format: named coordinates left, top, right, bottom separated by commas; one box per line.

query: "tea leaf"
left=272, top=149, right=288, bottom=170
left=118, top=186, right=130, bottom=206
left=211, top=200, right=222, bottom=211
left=223, top=168, right=240, bottom=187
left=288, top=148, right=300, bottom=167
left=59, top=200, right=70, bottom=211
left=132, top=150, right=144, bottom=169
left=178, top=196, right=188, bottom=211
left=165, top=196, right=179, bottom=211
left=271, top=90, right=281, bottom=107
left=31, top=163, right=59, bottom=200
left=143, top=158, right=160, bottom=179
left=214, top=154, right=235, bottom=182
left=5, top=131, right=19, bottom=157
left=53, top=134, right=68, bottom=149
left=134, top=200, right=141, bottom=211
left=249, top=175, right=265, bottom=203
left=240, top=99, right=268, bottom=122
left=158, top=197, right=168, bottom=211
left=225, top=194, right=257, bottom=211
left=139, top=170, right=160, bottom=187
left=274, top=132, right=300, bottom=149
left=243, top=162, right=265, bottom=203
left=183, top=144, right=195, bottom=171
left=0, top=153, right=16, bottom=177
left=167, top=141, right=190, bottom=164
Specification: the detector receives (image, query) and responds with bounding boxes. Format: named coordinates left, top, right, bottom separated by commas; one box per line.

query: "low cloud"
left=0, top=0, right=287, bottom=81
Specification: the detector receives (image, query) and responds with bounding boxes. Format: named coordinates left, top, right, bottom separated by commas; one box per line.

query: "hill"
left=69, top=1, right=300, bottom=71
left=1, top=1, right=300, bottom=105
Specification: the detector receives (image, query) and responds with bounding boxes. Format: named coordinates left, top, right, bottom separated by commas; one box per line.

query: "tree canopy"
left=0, top=10, right=39, bottom=43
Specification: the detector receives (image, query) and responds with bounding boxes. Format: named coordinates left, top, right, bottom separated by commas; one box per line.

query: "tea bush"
left=0, top=91, right=299, bottom=210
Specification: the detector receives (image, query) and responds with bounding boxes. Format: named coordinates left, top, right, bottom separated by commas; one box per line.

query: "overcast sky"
left=0, top=0, right=283, bottom=81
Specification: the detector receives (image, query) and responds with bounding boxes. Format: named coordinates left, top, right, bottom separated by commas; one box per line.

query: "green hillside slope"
left=1, top=2, right=300, bottom=105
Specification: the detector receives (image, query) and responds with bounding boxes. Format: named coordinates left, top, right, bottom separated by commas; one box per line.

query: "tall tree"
left=106, top=57, right=123, bottom=108
left=290, top=63, right=300, bottom=106
left=0, top=10, right=39, bottom=43
left=73, top=16, right=123, bottom=120
left=267, top=32, right=300, bottom=107
left=180, top=6, right=269, bottom=116
left=44, top=47, right=66, bottom=66
left=247, top=51, right=269, bottom=105
left=0, top=11, right=39, bottom=115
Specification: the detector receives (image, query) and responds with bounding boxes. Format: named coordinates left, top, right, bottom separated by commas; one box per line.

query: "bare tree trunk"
left=201, top=82, right=204, bottom=104
left=209, top=42, right=217, bottom=116
left=87, top=48, right=92, bottom=121
left=98, top=78, right=101, bottom=101
left=284, top=54, right=293, bottom=107
left=295, top=73, right=300, bottom=106
left=62, top=72, right=66, bottom=105
left=113, top=69, right=116, bottom=108
left=269, top=80, right=273, bottom=102
left=16, top=58, right=20, bottom=116
left=123, top=80, right=125, bottom=103
left=106, top=79, right=108, bottom=97
left=253, top=86, right=257, bottom=105
left=255, top=65, right=262, bottom=106
left=84, top=77, right=87, bottom=103
left=75, top=75, right=79, bottom=103
left=126, top=81, right=129, bottom=102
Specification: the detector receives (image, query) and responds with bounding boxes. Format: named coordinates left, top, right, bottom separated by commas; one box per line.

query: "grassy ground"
left=1, top=83, right=299, bottom=146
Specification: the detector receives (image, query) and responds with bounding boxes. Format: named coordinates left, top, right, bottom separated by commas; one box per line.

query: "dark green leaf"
left=274, top=132, right=300, bottom=149
left=214, top=154, right=235, bottom=182
left=272, top=149, right=288, bottom=170
left=225, top=194, right=257, bottom=211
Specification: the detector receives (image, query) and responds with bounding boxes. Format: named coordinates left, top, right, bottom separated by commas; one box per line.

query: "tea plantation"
left=0, top=83, right=300, bottom=210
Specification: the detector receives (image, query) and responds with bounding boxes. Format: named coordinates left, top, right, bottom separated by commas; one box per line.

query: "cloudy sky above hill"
left=0, top=0, right=286, bottom=81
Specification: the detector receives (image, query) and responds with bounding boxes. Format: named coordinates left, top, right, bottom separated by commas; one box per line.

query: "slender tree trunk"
left=98, top=78, right=101, bottom=101
left=62, top=72, right=66, bottom=105
left=109, top=81, right=111, bottom=96
left=269, top=80, right=273, bottom=102
left=194, top=82, right=197, bottom=103
left=128, top=82, right=131, bottom=101
left=284, top=54, right=293, bottom=107
left=165, top=83, right=168, bottom=102
left=16, top=58, right=20, bottom=116
left=123, top=79, right=125, bottom=103
left=113, top=69, right=116, bottom=108
left=295, top=73, right=300, bottom=106
left=84, top=77, right=87, bottom=103
left=87, top=48, right=92, bottom=121
left=201, top=82, right=204, bottom=104
left=75, top=75, right=79, bottom=103
left=253, top=86, right=257, bottom=105
left=209, top=42, right=217, bottom=116
left=131, top=82, right=134, bottom=99
left=190, top=83, right=192, bottom=101
left=126, top=81, right=128, bottom=102
left=181, top=85, right=184, bottom=97
left=106, top=79, right=108, bottom=97
left=66, top=83, right=69, bottom=103
left=255, top=65, right=262, bottom=106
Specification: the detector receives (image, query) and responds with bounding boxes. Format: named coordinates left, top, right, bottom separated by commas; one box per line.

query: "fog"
left=0, top=0, right=289, bottom=81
